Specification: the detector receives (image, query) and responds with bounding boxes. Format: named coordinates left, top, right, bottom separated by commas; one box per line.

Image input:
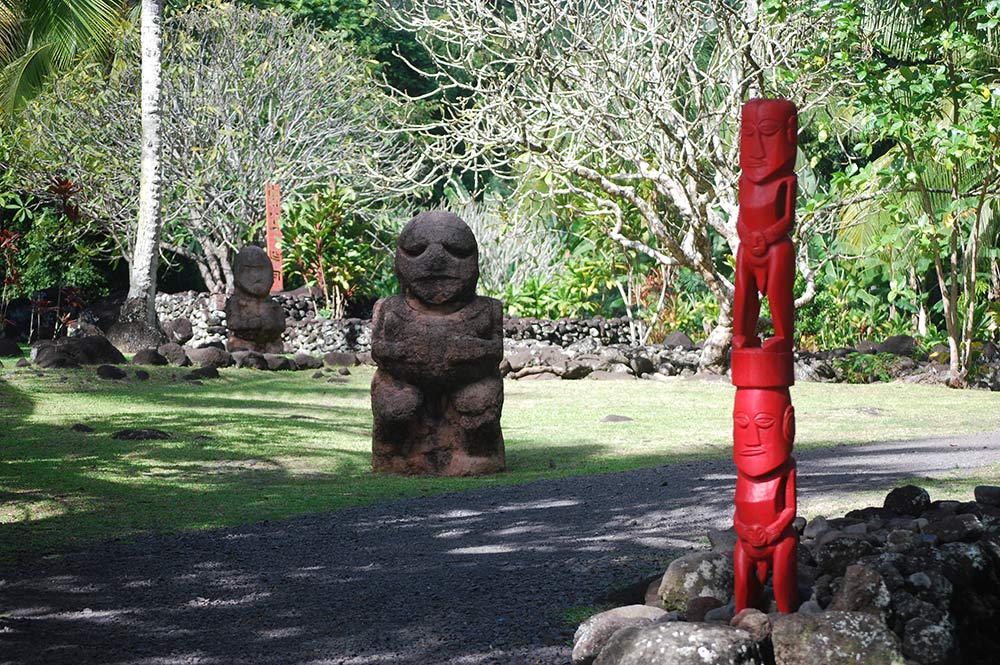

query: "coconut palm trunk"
left=108, top=0, right=167, bottom=352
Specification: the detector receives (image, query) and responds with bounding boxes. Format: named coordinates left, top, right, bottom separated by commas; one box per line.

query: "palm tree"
left=108, top=0, right=167, bottom=352
left=0, top=0, right=122, bottom=115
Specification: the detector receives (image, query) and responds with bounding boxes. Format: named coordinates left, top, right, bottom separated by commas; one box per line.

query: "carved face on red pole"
left=739, top=99, right=798, bottom=184
left=733, top=387, right=795, bottom=477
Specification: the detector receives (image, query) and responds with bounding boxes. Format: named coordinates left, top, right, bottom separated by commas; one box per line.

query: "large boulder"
left=877, top=335, right=917, bottom=357
left=593, top=622, right=762, bottom=665
left=657, top=551, right=734, bottom=611
left=31, top=336, right=127, bottom=368
left=185, top=345, right=233, bottom=368
left=232, top=350, right=268, bottom=370
left=771, top=612, right=905, bottom=665
left=828, top=564, right=891, bottom=616
left=572, top=605, right=666, bottom=665
left=132, top=348, right=168, bottom=366
left=884, top=485, right=932, bottom=517
left=0, top=339, right=23, bottom=357
left=162, top=317, right=194, bottom=345
left=157, top=342, right=192, bottom=367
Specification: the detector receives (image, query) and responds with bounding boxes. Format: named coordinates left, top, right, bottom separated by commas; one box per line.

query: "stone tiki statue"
left=731, top=98, right=799, bottom=614
left=370, top=211, right=505, bottom=476
left=225, top=246, right=287, bottom=354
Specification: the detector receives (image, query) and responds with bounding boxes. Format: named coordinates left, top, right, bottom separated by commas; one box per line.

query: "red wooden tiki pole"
left=731, top=98, right=799, bottom=614
left=264, top=183, right=284, bottom=293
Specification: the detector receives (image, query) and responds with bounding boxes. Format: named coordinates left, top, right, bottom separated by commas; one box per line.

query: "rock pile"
left=575, top=484, right=1000, bottom=665
left=146, top=291, right=1000, bottom=388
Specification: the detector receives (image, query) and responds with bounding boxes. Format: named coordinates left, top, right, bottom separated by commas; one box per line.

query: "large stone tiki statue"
left=731, top=98, right=799, bottom=614
left=225, top=246, right=287, bottom=354
left=370, top=211, right=505, bottom=476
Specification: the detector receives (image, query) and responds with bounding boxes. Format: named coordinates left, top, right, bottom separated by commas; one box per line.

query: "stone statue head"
left=740, top=98, right=798, bottom=184
left=733, top=387, right=795, bottom=477
left=395, top=211, right=479, bottom=308
left=233, top=245, right=275, bottom=297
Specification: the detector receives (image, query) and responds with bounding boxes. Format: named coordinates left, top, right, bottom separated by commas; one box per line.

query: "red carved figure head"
left=739, top=99, right=798, bottom=184
left=733, top=387, right=795, bottom=477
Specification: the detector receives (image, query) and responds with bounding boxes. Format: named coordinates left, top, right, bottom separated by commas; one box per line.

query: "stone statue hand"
left=749, top=231, right=768, bottom=257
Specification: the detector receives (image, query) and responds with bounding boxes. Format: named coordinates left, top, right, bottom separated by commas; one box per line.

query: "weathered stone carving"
left=371, top=211, right=505, bottom=475
left=224, top=246, right=286, bottom=354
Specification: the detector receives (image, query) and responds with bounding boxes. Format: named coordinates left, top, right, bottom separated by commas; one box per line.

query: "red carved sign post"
left=264, top=182, right=284, bottom=293
left=731, top=98, right=799, bottom=614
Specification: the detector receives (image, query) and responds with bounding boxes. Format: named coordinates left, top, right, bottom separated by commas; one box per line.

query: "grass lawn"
left=2, top=363, right=999, bottom=567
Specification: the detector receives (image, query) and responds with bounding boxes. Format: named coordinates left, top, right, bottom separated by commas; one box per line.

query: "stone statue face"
left=233, top=246, right=274, bottom=297
left=733, top=387, right=794, bottom=477
left=740, top=99, right=797, bottom=184
left=395, top=211, right=479, bottom=307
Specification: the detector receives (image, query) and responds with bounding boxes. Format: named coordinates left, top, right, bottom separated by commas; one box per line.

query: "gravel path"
left=3, top=431, right=1000, bottom=665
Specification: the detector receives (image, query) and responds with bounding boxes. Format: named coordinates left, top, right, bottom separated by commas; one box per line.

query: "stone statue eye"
left=444, top=242, right=474, bottom=259
left=754, top=414, right=776, bottom=428
left=741, top=125, right=755, bottom=137
left=400, top=243, right=426, bottom=258
left=734, top=413, right=750, bottom=428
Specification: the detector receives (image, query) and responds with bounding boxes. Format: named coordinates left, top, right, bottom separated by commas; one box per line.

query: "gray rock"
left=771, top=612, right=905, bottom=665
left=0, top=339, right=24, bottom=357
left=185, top=366, right=220, bottom=381
left=814, top=534, right=875, bottom=575
left=232, top=350, right=268, bottom=370
left=704, top=602, right=736, bottom=624
left=600, top=415, right=633, bottom=423
left=96, top=364, right=127, bottom=380
left=593, top=622, right=762, bottom=665
left=974, top=485, right=1000, bottom=507
left=644, top=576, right=665, bottom=609
left=162, top=317, right=194, bottom=345
left=803, top=516, right=830, bottom=540
left=796, top=600, right=823, bottom=615
left=658, top=551, right=734, bottom=611
left=884, top=485, right=931, bottom=517
left=264, top=354, right=296, bottom=371
left=685, top=596, right=723, bottom=622
left=573, top=605, right=666, bottom=665
left=323, top=351, right=358, bottom=367
left=730, top=608, right=771, bottom=642
left=878, top=335, right=917, bottom=357
left=132, top=348, right=168, bottom=366
left=923, top=513, right=983, bottom=543
left=902, top=617, right=955, bottom=665
left=185, top=345, right=233, bottom=368
left=708, top=528, right=739, bottom=553
left=829, top=564, right=891, bottom=616
left=157, top=342, right=192, bottom=367
left=292, top=353, right=323, bottom=370
left=661, top=331, right=696, bottom=349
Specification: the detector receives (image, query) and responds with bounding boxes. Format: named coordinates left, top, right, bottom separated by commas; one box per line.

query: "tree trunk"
left=109, top=0, right=167, bottom=352
left=699, top=296, right=734, bottom=373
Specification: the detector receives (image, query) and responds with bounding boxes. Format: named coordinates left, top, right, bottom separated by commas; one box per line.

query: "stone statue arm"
left=370, top=300, right=409, bottom=366
left=763, top=464, right=797, bottom=544
left=762, top=175, right=796, bottom=245
left=443, top=300, right=503, bottom=366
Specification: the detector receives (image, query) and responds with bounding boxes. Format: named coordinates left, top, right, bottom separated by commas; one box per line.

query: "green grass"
left=1, top=364, right=999, bottom=567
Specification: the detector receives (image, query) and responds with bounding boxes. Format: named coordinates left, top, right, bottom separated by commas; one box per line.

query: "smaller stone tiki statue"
left=370, top=210, right=505, bottom=476
left=224, top=246, right=287, bottom=354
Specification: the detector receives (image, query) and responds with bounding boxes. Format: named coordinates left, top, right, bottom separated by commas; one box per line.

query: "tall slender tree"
left=108, top=0, right=167, bottom=352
